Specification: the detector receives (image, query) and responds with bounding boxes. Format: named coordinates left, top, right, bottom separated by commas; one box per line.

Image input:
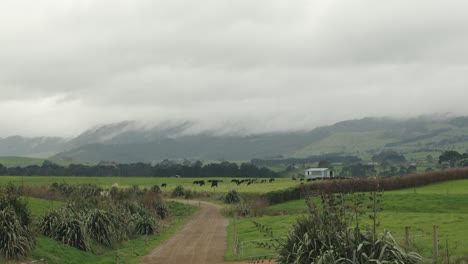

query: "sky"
left=1, top=0, right=468, bottom=137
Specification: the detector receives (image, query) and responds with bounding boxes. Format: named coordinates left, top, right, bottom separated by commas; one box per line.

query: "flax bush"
left=0, top=207, right=34, bottom=260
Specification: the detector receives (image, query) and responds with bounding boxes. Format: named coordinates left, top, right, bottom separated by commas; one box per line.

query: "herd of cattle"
left=152, top=176, right=340, bottom=189
left=191, top=178, right=276, bottom=187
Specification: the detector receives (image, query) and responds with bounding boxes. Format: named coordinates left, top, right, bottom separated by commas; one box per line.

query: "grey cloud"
left=1, top=0, right=468, bottom=137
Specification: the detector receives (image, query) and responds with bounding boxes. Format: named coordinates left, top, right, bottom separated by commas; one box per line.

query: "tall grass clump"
left=38, top=207, right=91, bottom=251
left=0, top=207, right=35, bottom=260
left=0, top=184, right=34, bottom=260
left=224, top=190, right=240, bottom=204
left=255, top=191, right=425, bottom=264
left=85, top=209, right=115, bottom=247
left=172, top=185, right=185, bottom=197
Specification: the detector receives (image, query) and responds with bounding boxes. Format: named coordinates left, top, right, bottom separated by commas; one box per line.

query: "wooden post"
left=405, top=226, right=410, bottom=245
left=115, top=253, right=119, bottom=264
left=433, top=225, right=439, bottom=262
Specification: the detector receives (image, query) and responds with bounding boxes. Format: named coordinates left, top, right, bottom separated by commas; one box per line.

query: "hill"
left=3, top=115, right=468, bottom=163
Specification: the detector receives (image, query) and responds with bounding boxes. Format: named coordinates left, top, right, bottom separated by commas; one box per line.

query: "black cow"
left=269, top=178, right=275, bottom=183
left=161, top=183, right=167, bottom=187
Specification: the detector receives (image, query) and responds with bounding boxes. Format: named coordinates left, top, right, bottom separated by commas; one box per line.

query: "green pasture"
left=25, top=197, right=64, bottom=217
left=0, top=176, right=300, bottom=194
left=228, top=179, right=468, bottom=261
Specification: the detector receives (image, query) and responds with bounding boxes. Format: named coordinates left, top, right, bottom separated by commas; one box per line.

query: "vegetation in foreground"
left=0, top=183, right=199, bottom=263
left=227, top=179, right=468, bottom=262
left=255, top=192, right=424, bottom=263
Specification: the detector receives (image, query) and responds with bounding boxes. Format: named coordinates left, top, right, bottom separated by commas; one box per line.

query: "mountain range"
left=1, top=115, right=468, bottom=163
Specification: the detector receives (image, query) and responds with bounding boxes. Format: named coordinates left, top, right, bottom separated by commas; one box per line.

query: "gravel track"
left=141, top=200, right=259, bottom=264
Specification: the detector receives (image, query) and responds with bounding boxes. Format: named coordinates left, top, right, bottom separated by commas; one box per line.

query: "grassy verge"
left=15, top=201, right=199, bottom=264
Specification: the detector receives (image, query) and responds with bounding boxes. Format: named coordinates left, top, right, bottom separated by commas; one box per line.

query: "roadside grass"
left=228, top=179, right=468, bottom=261
left=0, top=176, right=300, bottom=194
left=10, top=201, right=198, bottom=264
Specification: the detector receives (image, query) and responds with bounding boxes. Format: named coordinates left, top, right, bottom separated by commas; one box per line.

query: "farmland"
left=3, top=172, right=468, bottom=262
left=0, top=176, right=300, bottom=194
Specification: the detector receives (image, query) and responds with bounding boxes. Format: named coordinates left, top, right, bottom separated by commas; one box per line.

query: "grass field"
left=227, top=179, right=468, bottom=261
left=0, top=176, right=300, bottom=194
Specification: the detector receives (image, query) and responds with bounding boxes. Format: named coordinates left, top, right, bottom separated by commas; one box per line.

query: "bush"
left=0, top=191, right=31, bottom=226
left=134, top=213, right=157, bottom=235
left=224, top=190, right=240, bottom=204
left=0, top=208, right=35, bottom=260
left=150, top=185, right=161, bottom=193
left=155, top=202, right=169, bottom=219
left=54, top=215, right=90, bottom=251
left=172, top=185, right=185, bottom=197
left=85, top=209, right=115, bottom=247
left=37, top=209, right=61, bottom=237
left=39, top=208, right=90, bottom=251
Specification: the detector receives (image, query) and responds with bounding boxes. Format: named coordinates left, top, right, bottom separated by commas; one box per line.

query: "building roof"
left=305, top=168, right=329, bottom=172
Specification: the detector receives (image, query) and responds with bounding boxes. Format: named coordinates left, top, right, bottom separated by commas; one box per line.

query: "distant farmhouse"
left=304, top=168, right=334, bottom=180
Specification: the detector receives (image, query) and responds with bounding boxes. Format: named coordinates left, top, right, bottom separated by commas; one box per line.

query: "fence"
left=239, top=239, right=278, bottom=260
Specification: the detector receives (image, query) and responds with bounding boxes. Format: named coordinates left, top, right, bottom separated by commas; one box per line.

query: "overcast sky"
left=1, top=0, right=468, bottom=137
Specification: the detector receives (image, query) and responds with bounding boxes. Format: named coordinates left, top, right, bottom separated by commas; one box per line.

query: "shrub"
left=37, top=209, right=61, bottom=237
left=224, top=190, right=240, bottom=204
left=155, top=202, right=169, bottom=219
left=0, top=188, right=31, bottom=227
left=54, top=211, right=90, bottom=251
left=85, top=209, right=115, bottom=247
left=172, top=185, right=185, bottom=197
left=0, top=208, right=34, bottom=260
left=134, top=214, right=157, bottom=235
left=39, top=208, right=90, bottom=251
left=150, top=185, right=161, bottom=193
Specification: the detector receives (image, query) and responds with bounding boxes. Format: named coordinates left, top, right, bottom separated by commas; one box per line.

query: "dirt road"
left=141, top=200, right=256, bottom=264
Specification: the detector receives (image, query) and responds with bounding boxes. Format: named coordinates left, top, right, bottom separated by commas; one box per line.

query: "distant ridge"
left=2, top=115, right=468, bottom=163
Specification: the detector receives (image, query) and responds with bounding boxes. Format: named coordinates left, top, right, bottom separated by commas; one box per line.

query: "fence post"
left=405, top=226, right=410, bottom=245
left=115, top=252, right=119, bottom=264
left=433, top=225, right=439, bottom=262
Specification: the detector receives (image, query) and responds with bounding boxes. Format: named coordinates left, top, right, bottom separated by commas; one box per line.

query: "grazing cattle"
left=269, top=178, right=275, bottom=183
left=261, top=180, right=266, bottom=183
left=161, top=183, right=167, bottom=187
left=208, top=179, right=223, bottom=187
left=193, top=180, right=206, bottom=186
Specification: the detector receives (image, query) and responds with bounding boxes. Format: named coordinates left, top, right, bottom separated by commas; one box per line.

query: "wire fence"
left=239, top=239, right=278, bottom=260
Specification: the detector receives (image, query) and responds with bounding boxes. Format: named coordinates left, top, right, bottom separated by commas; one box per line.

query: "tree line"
left=0, top=160, right=279, bottom=178
left=251, top=153, right=361, bottom=167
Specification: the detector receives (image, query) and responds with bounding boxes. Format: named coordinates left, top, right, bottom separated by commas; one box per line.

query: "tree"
left=439, top=150, right=463, bottom=167
left=317, top=160, right=330, bottom=168
left=372, top=150, right=406, bottom=163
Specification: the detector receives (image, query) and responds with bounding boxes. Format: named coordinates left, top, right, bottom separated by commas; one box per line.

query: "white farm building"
left=304, top=168, right=334, bottom=180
